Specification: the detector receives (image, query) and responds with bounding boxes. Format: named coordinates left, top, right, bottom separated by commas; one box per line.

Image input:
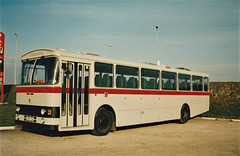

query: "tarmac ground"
left=0, top=118, right=239, bottom=156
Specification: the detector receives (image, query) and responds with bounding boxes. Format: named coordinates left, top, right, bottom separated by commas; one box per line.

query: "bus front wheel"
left=93, top=108, right=113, bottom=136
left=179, top=105, right=190, bottom=124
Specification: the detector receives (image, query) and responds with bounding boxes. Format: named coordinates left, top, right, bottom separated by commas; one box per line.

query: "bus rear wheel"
left=179, top=105, right=190, bottom=124
left=93, top=108, right=113, bottom=136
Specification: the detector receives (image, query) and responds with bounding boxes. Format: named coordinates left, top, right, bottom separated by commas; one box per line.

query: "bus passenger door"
left=77, top=64, right=89, bottom=126
left=61, top=62, right=89, bottom=128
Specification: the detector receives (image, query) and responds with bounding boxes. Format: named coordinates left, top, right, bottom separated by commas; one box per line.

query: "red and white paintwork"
left=16, top=49, right=210, bottom=132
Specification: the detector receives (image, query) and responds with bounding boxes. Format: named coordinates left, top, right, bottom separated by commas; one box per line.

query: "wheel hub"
left=99, top=115, right=109, bottom=129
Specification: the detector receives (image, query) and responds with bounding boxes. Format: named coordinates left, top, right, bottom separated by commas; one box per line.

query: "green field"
left=0, top=82, right=239, bottom=127
left=0, top=85, right=16, bottom=127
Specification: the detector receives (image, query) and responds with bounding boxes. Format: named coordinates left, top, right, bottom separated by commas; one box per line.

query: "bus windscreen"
left=21, top=57, right=59, bottom=85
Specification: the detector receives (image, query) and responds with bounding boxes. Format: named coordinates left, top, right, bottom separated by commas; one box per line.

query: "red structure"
left=0, top=32, right=5, bottom=103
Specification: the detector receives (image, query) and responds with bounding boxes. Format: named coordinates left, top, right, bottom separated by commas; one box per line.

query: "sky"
left=0, top=0, right=239, bottom=84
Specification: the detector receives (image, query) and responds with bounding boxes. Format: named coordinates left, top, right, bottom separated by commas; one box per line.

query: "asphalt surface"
left=0, top=118, right=239, bottom=156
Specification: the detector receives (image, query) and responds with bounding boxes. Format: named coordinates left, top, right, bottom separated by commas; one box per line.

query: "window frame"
left=192, top=75, right=203, bottom=91
left=204, top=77, right=209, bottom=92
left=161, top=71, right=177, bottom=90
left=116, top=65, right=139, bottom=89
left=21, top=57, right=60, bottom=85
left=178, top=74, right=191, bottom=91
left=141, top=68, right=160, bottom=90
left=94, top=62, right=114, bottom=88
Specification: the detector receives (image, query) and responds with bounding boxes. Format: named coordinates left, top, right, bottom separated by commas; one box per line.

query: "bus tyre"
left=179, top=105, right=190, bottom=124
left=93, top=108, right=113, bottom=136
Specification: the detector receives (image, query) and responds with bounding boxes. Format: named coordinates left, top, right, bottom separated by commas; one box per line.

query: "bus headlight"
left=16, top=106, right=21, bottom=112
left=41, top=109, right=46, bottom=116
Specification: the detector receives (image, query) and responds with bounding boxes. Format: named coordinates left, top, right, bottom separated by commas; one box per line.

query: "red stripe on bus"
left=16, top=87, right=210, bottom=96
left=16, top=87, right=62, bottom=93
left=89, top=88, right=210, bottom=96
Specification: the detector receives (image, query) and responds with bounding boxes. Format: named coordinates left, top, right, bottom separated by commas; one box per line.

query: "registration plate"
left=25, top=116, right=36, bottom=122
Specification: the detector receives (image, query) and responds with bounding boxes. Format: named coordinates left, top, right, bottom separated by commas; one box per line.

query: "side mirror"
left=66, top=63, right=73, bottom=74
left=63, top=63, right=73, bottom=74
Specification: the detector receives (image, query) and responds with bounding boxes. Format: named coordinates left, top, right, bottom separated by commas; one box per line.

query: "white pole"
left=104, top=45, right=112, bottom=57
left=156, top=26, right=160, bottom=66
left=14, top=33, right=18, bottom=85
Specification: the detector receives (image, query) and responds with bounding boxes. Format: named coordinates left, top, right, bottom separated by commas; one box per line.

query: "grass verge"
left=0, top=85, right=16, bottom=127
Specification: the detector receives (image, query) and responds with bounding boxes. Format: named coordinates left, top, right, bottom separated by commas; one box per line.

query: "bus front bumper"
left=15, top=114, right=59, bottom=131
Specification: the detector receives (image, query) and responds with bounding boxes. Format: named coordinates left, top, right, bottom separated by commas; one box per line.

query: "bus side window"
left=204, top=77, right=209, bottom=91
left=161, top=71, right=177, bottom=90
left=94, top=62, right=113, bottom=87
left=141, top=68, right=159, bottom=90
left=178, top=74, right=191, bottom=91
left=116, top=65, right=139, bottom=89
left=192, top=76, right=203, bottom=91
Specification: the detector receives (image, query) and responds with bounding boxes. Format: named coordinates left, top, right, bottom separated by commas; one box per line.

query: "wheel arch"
left=95, top=104, right=116, bottom=131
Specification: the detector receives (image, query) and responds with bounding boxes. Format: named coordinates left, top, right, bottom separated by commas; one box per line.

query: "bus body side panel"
left=188, top=95, right=209, bottom=118
left=91, top=91, right=209, bottom=127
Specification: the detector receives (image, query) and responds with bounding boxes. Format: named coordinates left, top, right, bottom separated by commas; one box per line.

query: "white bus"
left=16, top=48, right=210, bottom=135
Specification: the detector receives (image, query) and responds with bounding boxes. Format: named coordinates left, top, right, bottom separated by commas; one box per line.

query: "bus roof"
left=21, top=48, right=209, bottom=77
